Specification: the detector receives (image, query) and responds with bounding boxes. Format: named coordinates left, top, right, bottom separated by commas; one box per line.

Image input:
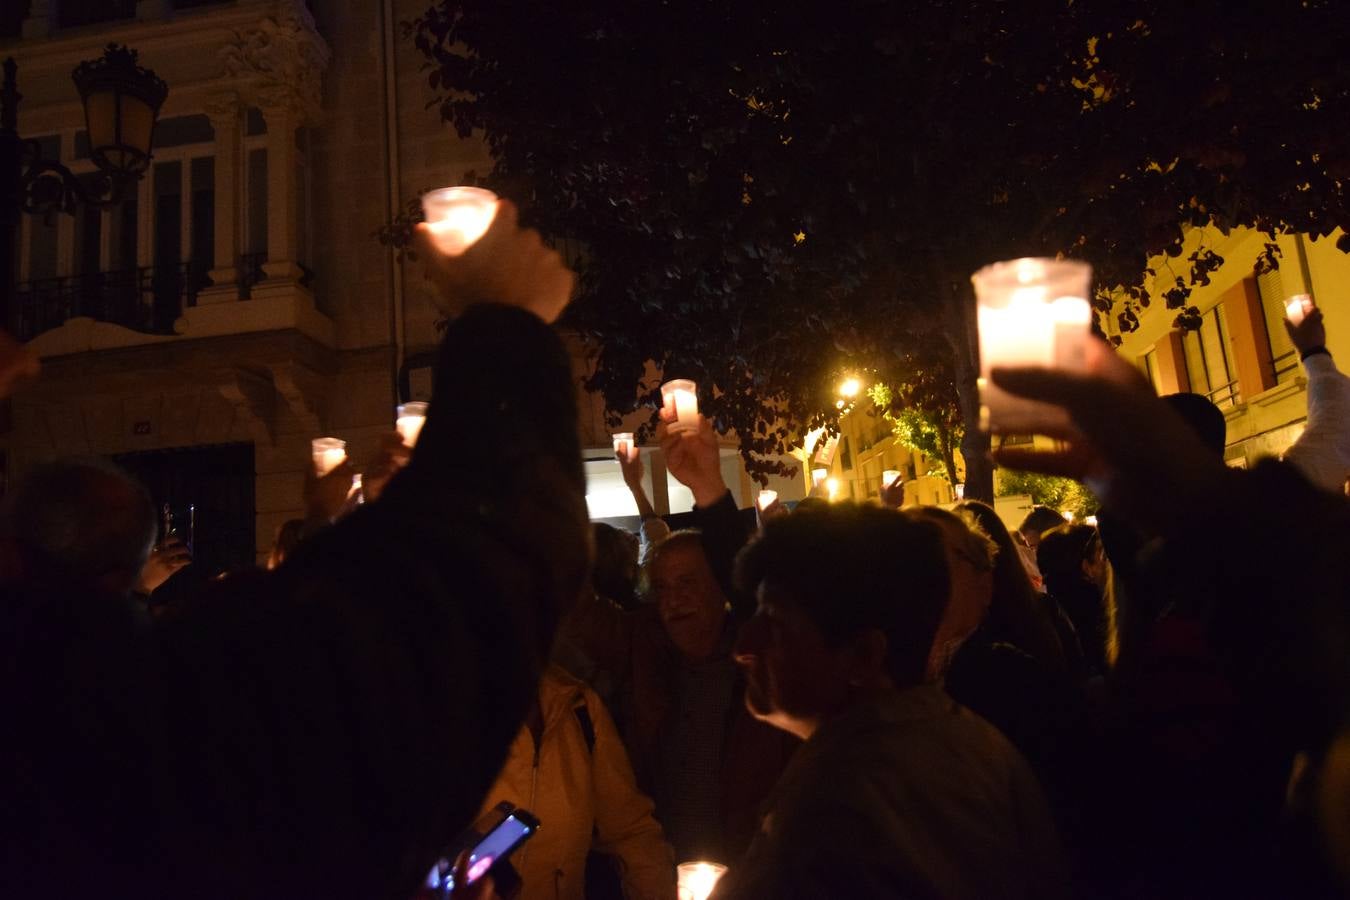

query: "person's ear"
left=847, top=628, right=890, bottom=688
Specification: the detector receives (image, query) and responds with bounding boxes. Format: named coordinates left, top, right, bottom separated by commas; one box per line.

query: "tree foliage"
left=867, top=345, right=963, bottom=487
left=406, top=0, right=1350, bottom=496
left=996, top=470, right=1099, bottom=520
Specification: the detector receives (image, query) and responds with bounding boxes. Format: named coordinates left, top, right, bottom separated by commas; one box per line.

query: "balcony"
left=13, top=261, right=210, bottom=341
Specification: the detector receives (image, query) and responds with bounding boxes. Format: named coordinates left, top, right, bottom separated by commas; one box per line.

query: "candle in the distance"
left=660, top=379, right=699, bottom=434
left=421, top=186, right=500, bottom=256
left=676, top=862, right=727, bottom=900
left=612, top=432, right=635, bottom=461
left=1286, top=293, right=1313, bottom=326
left=882, top=469, right=901, bottom=488
left=311, top=437, right=346, bottom=477
left=757, top=489, right=778, bottom=510
left=396, top=402, right=428, bottom=448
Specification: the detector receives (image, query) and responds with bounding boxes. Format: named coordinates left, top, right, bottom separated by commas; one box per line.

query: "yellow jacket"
left=478, top=665, right=675, bottom=900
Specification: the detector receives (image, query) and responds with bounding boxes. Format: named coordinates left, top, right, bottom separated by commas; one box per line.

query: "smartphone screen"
left=462, top=813, right=535, bottom=885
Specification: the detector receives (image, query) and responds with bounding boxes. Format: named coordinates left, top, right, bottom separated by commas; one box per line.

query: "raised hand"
left=363, top=432, right=413, bottom=503
left=1284, top=305, right=1326, bottom=355
left=879, top=473, right=905, bottom=509
left=990, top=338, right=1232, bottom=537
left=412, top=199, right=574, bottom=324
left=304, top=458, right=356, bottom=523
left=616, top=442, right=644, bottom=488
left=658, top=410, right=728, bottom=508
left=136, top=537, right=192, bottom=595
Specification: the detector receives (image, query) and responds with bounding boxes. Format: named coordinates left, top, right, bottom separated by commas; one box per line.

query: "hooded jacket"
left=479, top=665, right=674, bottom=900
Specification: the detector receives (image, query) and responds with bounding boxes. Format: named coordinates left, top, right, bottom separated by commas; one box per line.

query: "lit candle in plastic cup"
left=811, top=467, right=828, bottom=487
left=825, top=477, right=840, bottom=500
left=396, top=401, right=428, bottom=448
left=311, top=437, right=346, bottom=477
left=676, top=861, right=727, bottom=900
left=973, top=257, right=1093, bottom=434
left=421, top=186, right=500, bottom=256
left=955, top=482, right=965, bottom=500
left=612, top=432, right=635, bottom=461
left=757, top=489, right=778, bottom=511
left=882, top=469, right=901, bottom=488
left=661, top=379, right=700, bottom=434
left=1285, top=293, right=1313, bottom=327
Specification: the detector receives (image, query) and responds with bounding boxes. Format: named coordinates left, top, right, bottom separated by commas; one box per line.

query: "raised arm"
left=1281, top=307, right=1350, bottom=494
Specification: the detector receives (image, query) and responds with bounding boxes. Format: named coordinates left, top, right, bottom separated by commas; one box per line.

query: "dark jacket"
left=564, top=493, right=798, bottom=862
left=0, top=305, right=589, bottom=900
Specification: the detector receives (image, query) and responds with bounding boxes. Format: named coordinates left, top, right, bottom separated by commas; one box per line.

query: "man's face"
left=649, top=541, right=728, bottom=660
left=733, top=583, right=857, bottom=740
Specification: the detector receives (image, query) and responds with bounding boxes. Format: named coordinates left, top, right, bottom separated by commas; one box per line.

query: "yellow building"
left=800, top=408, right=960, bottom=507
left=1109, top=228, right=1350, bottom=469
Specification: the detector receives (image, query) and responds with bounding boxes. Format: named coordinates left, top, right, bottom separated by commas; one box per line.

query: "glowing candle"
left=825, top=477, right=840, bottom=500
left=421, top=186, right=500, bottom=256
left=954, top=482, right=965, bottom=500
left=882, top=469, right=901, bottom=488
left=757, top=489, right=778, bottom=510
left=676, top=862, right=727, bottom=900
left=972, top=257, right=1093, bottom=433
left=661, top=379, right=699, bottom=434
left=1285, top=293, right=1313, bottom=326
left=311, top=437, right=346, bottom=477
left=396, top=401, right=428, bottom=448
left=612, top=432, right=635, bottom=461
left=811, top=467, right=828, bottom=487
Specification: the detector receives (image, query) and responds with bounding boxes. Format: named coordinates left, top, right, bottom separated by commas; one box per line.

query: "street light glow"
left=838, top=377, right=862, bottom=398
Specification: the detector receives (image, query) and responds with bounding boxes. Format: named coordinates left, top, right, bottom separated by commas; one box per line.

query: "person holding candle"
left=1280, top=304, right=1350, bottom=495
left=0, top=197, right=588, bottom=900
left=563, top=411, right=799, bottom=867
left=615, top=438, right=673, bottom=562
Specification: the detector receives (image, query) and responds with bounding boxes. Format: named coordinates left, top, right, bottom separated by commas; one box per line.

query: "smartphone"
left=426, top=804, right=539, bottom=896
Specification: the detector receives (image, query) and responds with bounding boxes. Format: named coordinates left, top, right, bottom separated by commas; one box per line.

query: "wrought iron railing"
left=12, top=260, right=210, bottom=341
left=1271, top=349, right=1300, bottom=383
left=1205, top=379, right=1240, bottom=410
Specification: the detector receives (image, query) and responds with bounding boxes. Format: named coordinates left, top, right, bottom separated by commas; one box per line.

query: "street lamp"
left=1, top=43, right=167, bottom=327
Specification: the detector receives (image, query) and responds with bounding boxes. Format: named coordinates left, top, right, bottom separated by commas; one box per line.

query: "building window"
left=1141, top=349, right=1163, bottom=395
left=1182, top=303, right=1239, bottom=409
left=1255, top=269, right=1301, bottom=384
left=247, top=148, right=269, bottom=256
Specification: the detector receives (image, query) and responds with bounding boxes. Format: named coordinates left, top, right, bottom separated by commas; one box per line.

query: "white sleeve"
left=1283, top=353, right=1350, bottom=494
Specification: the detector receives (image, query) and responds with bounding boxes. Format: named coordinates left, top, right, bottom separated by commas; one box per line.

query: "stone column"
left=258, top=102, right=302, bottom=284
left=199, top=94, right=241, bottom=304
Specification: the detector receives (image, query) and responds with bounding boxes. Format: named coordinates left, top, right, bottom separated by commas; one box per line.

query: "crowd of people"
left=1, top=201, right=1348, bottom=900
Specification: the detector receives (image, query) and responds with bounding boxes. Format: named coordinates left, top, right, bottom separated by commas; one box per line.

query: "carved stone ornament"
left=220, top=0, right=331, bottom=121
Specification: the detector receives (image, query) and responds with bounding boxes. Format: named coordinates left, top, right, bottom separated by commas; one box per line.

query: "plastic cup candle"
left=1286, top=293, right=1313, bottom=326
left=396, top=401, right=428, bottom=448
left=661, top=379, right=699, bottom=434
left=826, top=477, right=841, bottom=500
left=882, top=469, right=901, bottom=488
left=757, top=489, right=778, bottom=510
left=421, top=186, right=500, bottom=256
left=612, top=432, right=635, bottom=461
left=311, top=437, right=346, bottom=477
left=811, top=467, right=828, bottom=487
left=955, top=482, right=965, bottom=500
left=676, top=862, right=727, bottom=900
left=973, top=257, right=1093, bottom=434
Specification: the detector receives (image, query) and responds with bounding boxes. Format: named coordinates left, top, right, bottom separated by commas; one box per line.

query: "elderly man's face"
left=649, top=541, right=728, bottom=661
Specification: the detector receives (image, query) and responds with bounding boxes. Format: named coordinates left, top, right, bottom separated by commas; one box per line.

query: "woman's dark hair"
left=958, top=500, right=1066, bottom=668
left=735, top=503, right=950, bottom=688
left=592, top=522, right=640, bottom=608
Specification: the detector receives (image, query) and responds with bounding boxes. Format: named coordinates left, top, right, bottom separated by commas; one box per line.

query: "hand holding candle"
left=677, top=862, right=727, bottom=900
left=973, top=257, right=1093, bottom=434
left=1285, top=293, right=1314, bottom=327
left=311, top=437, right=347, bottom=477
left=660, top=379, right=700, bottom=434
left=421, top=186, right=500, bottom=257
left=612, top=432, right=636, bottom=462
left=757, top=489, right=778, bottom=511
left=396, top=402, right=428, bottom=448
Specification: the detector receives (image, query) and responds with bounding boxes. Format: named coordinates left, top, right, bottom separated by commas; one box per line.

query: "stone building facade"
left=2, top=0, right=798, bottom=569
